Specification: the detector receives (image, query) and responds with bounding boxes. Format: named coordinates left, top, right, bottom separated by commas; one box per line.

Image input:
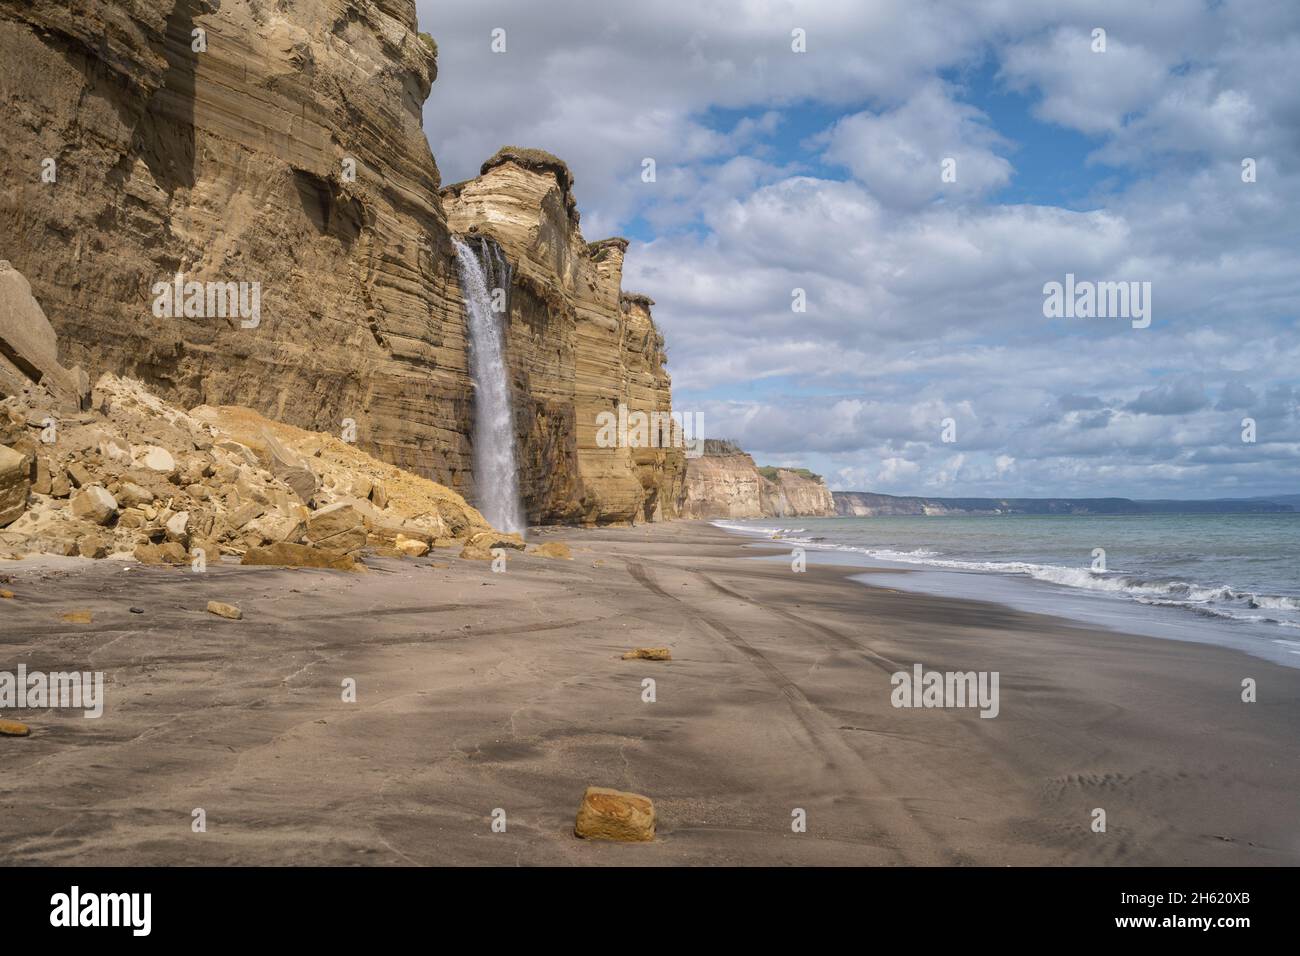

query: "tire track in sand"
left=624, top=559, right=951, bottom=865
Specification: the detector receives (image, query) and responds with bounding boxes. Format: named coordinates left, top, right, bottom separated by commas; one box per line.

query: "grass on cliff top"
left=482, top=146, right=574, bottom=192
left=418, top=32, right=437, bottom=57
left=758, top=465, right=822, bottom=482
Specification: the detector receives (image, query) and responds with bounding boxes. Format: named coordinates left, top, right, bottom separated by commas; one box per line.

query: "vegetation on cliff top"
left=587, top=237, right=629, bottom=262
left=758, top=465, right=823, bottom=482
left=482, top=146, right=579, bottom=223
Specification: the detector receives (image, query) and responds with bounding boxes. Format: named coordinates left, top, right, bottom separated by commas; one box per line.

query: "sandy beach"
left=2, top=520, right=1297, bottom=866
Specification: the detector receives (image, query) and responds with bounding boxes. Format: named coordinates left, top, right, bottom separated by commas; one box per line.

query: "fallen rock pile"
left=1, top=264, right=498, bottom=565
left=0, top=371, right=497, bottom=565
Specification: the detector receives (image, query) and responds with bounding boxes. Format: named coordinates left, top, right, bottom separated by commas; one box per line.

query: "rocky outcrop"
left=443, top=150, right=684, bottom=525
left=758, top=467, right=836, bottom=517
left=0, top=1, right=682, bottom=527
left=680, top=440, right=765, bottom=519
left=682, top=440, right=834, bottom=519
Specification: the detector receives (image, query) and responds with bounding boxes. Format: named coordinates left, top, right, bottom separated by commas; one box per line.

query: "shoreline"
left=2, top=520, right=1298, bottom=865
left=712, top=516, right=1300, bottom=670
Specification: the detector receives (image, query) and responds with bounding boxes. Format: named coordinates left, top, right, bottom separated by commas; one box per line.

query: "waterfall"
left=452, top=235, right=525, bottom=535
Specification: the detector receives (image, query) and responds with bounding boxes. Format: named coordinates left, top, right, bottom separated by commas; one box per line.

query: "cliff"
left=758, top=467, right=836, bottom=517
left=680, top=441, right=765, bottom=519
left=442, top=149, right=684, bottom=524
left=0, top=0, right=680, bottom=527
left=682, top=440, right=834, bottom=518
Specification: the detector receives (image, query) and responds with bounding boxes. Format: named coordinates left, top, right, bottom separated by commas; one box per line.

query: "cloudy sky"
left=418, top=0, right=1300, bottom=499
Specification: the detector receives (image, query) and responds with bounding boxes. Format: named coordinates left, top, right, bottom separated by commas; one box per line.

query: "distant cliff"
left=682, top=440, right=835, bottom=518
left=833, top=491, right=1296, bottom=516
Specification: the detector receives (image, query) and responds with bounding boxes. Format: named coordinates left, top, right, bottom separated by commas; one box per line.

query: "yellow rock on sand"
left=533, top=541, right=571, bottom=560
left=241, top=542, right=358, bottom=571
left=206, top=600, right=242, bottom=620
left=622, top=647, right=671, bottom=661
left=394, top=534, right=429, bottom=557
left=0, top=588, right=13, bottom=599
left=0, top=718, right=31, bottom=736
left=60, top=610, right=93, bottom=624
left=574, top=786, right=656, bottom=842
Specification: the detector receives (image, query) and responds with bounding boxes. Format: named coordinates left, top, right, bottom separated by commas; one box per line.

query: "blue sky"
left=420, top=0, right=1300, bottom=499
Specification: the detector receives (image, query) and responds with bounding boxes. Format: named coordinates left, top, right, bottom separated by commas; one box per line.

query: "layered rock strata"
left=682, top=440, right=835, bottom=519
left=0, top=1, right=681, bottom=526
left=443, top=150, right=684, bottom=524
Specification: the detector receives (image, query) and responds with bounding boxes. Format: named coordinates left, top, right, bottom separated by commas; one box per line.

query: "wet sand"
left=1, top=520, right=1297, bottom=865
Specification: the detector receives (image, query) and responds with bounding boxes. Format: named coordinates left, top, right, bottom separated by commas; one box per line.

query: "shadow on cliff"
left=133, top=0, right=201, bottom=194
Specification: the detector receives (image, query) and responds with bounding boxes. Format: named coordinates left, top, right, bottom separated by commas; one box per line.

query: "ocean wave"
left=711, top=519, right=1300, bottom=630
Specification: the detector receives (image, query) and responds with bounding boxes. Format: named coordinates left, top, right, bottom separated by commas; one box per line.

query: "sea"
left=713, top=513, right=1300, bottom=668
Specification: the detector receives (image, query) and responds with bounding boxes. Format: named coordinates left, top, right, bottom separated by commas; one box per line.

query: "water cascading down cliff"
left=452, top=236, right=525, bottom=534
left=0, top=0, right=685, bottom=528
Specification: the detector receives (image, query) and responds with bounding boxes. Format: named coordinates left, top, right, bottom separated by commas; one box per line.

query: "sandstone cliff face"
left=0, top=1, right=680, bottom=526
left=759, top=468, right=836, bottom=517
left=680, top=446, right=766, bottom=519
left=443, top=151, right=684, bottom=524
left=681, top=441, right=834, bottom=519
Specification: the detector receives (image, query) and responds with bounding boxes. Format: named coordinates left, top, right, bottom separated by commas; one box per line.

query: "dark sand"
left=1, top=521, right=1297, bottom=865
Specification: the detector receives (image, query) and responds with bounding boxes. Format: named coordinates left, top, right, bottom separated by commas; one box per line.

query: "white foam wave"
left=711, top=520, right=1300, bottom=630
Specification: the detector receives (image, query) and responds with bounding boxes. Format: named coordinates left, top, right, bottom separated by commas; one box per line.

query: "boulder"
left=244, top=512, right=305, bottom=545
left=206, top=600, right=242, bottom=620
left=394, top=534, right=429, bottom=557
left=98, top=437, right=131, bottom=466
left=573, top=787, right=656, bottom=842
left=49, top=470, right=70, bottom=498
left=77, top=535, right=110, bottom=559
left=225, top=501, right=265, bottom=530
left=0, top=443, right=29, bottom=527
left=116, top=481, right=154, bottom=508
left=260, top=428, right=319, bottom=502
left=0, top=718, right=31, bottom=737
left=215, top=439, right=259, bottom=466
left=65, top=461, right=91, bottom=488
left=622, top=647, right=672, bottom=661
left=465, top=530, right=526, bottom=551
left=460, top=540, right=504, bottom=561
left=534, top=541, right=572, bottom=560
left=134, top=541, right=188, bottom=565
left=32, top=456, right=52, bottom=495
left=0, top=261, right=85, bottom=408
left=241, top=542, right=358, bottom=571
left=136, top=445, right=176, bottom=474
left=305, top=502, right=366, bottom=553
left=164, top=511, right=190, bottom=543
left=71, top=485, right=117, bottom=526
